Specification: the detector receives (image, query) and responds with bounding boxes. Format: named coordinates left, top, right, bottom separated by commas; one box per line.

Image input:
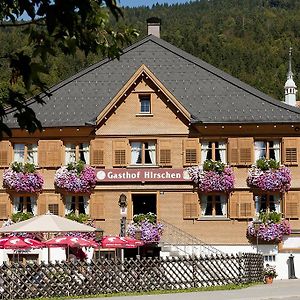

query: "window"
left=201, top=141, right=226, bottom=163
left=139, top=95, right=151, bottom=113
left=254, top=194, right=281, bottom=214
left=65, top=195, right=89, bottom=216
left=264, top=255, right=276, bottom=263
left=14, top=143, right=37, bottom=164
left=65, top=143, right=89, bottom=164
left=48, top=203, right=59, bottom=215
left=13, top=196, right=37, bottom=215
left=254, top=140, right=280, bottom=162
left=201, top=195, right=227, bottom=217
left=130, top=141, right=156, bottom=165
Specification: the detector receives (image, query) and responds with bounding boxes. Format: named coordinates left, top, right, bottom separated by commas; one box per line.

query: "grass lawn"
left=30, top=282, right=262, bottom=300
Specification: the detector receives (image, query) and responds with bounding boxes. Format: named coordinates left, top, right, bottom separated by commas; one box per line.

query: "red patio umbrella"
left=45, top=236, right=98, bottom=248
left=0, top=236, right=44, bottom=249
left=101, top=236, right=144, bottom=249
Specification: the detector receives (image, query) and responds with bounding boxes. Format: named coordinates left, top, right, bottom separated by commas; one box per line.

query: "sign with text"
left=96, top=168, right=191, bottom=183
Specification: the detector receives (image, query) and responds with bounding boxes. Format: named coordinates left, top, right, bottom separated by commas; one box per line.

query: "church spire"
left=287, top=47, right=294, bottom=80
left=284, top=47, right=297, bottom=106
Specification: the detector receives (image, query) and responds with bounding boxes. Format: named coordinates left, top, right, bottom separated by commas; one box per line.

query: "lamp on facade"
left=135, top=228, right=142, bottom=259
left=94, top=227, right=104, bottom=260
left=95, top=228, right=104, bottom=242
left=253, top=219, right=262, bottom=254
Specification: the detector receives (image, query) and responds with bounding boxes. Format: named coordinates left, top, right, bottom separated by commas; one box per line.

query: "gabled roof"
left=5, top=35, right=300, bottom=128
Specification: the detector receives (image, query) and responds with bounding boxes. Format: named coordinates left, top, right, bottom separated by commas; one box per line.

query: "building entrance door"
left=132, top=194, right=156, bottom=216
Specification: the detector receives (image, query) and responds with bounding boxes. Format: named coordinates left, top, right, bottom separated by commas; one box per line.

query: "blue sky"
left=119, top=0, right=193, bottom=7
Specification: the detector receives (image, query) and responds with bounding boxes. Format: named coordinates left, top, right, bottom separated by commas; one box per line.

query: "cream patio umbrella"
left=0, top=213, right=96, bottom=233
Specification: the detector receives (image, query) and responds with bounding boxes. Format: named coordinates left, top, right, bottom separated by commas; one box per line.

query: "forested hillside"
left=2, top=0, right=300, bottom=101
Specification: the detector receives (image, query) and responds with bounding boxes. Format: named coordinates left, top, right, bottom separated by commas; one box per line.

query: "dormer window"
left=139, top=95, right=151, bottom=113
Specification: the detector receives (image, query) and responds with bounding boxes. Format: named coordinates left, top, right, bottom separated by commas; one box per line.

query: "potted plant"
left=3, top=162, right=44, bottom=193
left=263, top=265, right=277, bottom=284
left=247, top=158, right=291, bottom=192
left=54, top=160, right=97, bottom=193
left=187, top=160, right=234, bottom=193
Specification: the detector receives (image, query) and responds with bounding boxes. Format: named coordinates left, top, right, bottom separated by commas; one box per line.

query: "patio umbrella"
left=101, top=236, right=143, bottom=249
left=0, top=236, right=44, bottom=249
left=0, top=213, right=96, bottom=233
left=45, top=236, right=98, bottom=248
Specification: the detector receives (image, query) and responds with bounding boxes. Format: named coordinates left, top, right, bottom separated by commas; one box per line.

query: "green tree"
left=0, top=0, right=138, bottom=137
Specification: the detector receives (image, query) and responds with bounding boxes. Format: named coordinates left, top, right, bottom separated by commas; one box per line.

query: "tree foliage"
left=0, top=0, right=138, bottom=137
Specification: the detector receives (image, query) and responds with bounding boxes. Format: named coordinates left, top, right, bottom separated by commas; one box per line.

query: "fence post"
left=238, top=253, right=244, bottom=284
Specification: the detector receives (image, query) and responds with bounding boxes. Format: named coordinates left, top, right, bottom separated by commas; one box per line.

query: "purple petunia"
left=3, top=168, right=44, bottom=193
left=187, top=165, right=235, bottom=193
left=247, top=219, right=291, bottom=243
left=127, top=219, right=164, bottom=243
left=247, top=165, right=291, bottom=192
left=54, top=165, right=97, bottom=193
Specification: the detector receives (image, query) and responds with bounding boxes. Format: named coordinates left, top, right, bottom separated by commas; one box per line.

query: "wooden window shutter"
left=158, top=140, right=172, bottom=166
left=239, top=138, right=253, bottom=165
left=90, top=194, right=105, bottom=220
left=228, top=138, right=253, bottom=166
left=0, top=141, right=12, bottom=167
left=38, top=140, right=62, bottom=167
left=285, top=192, right=299, bottom=219
left=38, top=194, right=47, bottom=215
left=90, top=139, right=104, bottom=166
left=229, top=192, right=253, bottom=219
left=183, top=139, right=199, bottom=166
left=239, top=192, right=254, bottom=218
left=38, top=194, right=61, bottom=215
left=0, top=194, right=9, bottom=219
left=183, top=193, right=199, bottom=219
left=283, top=138, right=298, bottom=165
left=229, top=192, right=239, bottom=218
left=113, top=140, right=127, bottom=166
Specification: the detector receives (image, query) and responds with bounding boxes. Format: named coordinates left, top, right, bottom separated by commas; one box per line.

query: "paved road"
left=77, top=279, right=300, bottom=300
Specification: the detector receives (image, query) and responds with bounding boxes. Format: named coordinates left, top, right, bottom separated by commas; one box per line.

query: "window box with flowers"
left=54, top=160, right=97, bottom=193
left=247, top=158, right=291, bottom=192
left=247, top=211, right=291, bottom=244
left=187, top=160, right=235, bottom=193
left=127, top=213, right=164, bottom=244
left=3, top=162, right=44, bottom=193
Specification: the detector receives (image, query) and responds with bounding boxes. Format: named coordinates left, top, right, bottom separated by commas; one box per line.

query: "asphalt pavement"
left=77, top=279, right=300, bottom=300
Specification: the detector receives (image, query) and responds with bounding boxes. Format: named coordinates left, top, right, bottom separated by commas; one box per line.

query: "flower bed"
left=54, top=161, right=96, bottom=193
left=127, top=213, right=164, bottom=243
left=3, top=162, right=44, bottom=193
left=247, top=159, right=291, bottom=192
left=247, top=212, right=291, bottom=243
left=187, top=160, right=234, bottom=193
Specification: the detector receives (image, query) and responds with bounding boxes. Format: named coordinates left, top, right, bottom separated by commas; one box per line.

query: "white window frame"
left=139, top=95, right=151, bottom=114
left=254, top=194, right=281, bottom=214
left=200, top=194, right=227, bottom=217
left=201, top=141, right=227, bottom=163
left=13, top=196, right=37, bottom=215
left=254, top=140, right=280, bottom=162
left=130, top=141, right=156, bottom=165
left=14, top=143, right=38, bottom=164
left=65, top=143, right=90, bottom=164
left=65, top=195, right=89, bottom=216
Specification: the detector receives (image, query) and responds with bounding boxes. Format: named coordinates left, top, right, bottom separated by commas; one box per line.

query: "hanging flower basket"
left=54, top=160, right=96, bottom=193
left=247, top=159, right=291, bottom=192
left=127, top=213, right=164, bottom=244
left=3, top=162, right=44, bottom=193
left=187, top=160, right=235, bottom=193
left=247, top=212, right=291, bottom=243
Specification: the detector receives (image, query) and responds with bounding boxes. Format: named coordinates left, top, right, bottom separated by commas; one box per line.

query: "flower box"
left=247, top=212, right=291, bottom=243
left=3, top=162, right=44, bottom=193
left=54, top=161, right=96, bottom=193
left=127, top=213, right=164, bottom=244
left=187, top=160, right=234, bottom=193
left=247, top=159, right=291, bottom=192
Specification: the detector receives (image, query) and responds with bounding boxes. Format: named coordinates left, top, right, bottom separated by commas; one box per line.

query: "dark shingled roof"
left=5, top=35, right=300, bottom=128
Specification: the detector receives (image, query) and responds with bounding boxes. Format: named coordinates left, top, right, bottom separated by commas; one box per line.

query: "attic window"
left=139, top=95, right=151, bottom=113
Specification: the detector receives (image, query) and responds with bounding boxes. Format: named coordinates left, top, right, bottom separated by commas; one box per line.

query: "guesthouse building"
left=1, top=19, right=300, bottom=277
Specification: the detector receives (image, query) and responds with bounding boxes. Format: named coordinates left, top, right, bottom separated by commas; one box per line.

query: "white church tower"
left=284, top=47, right=297, bottom=106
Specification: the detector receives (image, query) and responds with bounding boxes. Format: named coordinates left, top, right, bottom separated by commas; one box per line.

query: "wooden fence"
left=0, top=253, right=263, bottom=299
